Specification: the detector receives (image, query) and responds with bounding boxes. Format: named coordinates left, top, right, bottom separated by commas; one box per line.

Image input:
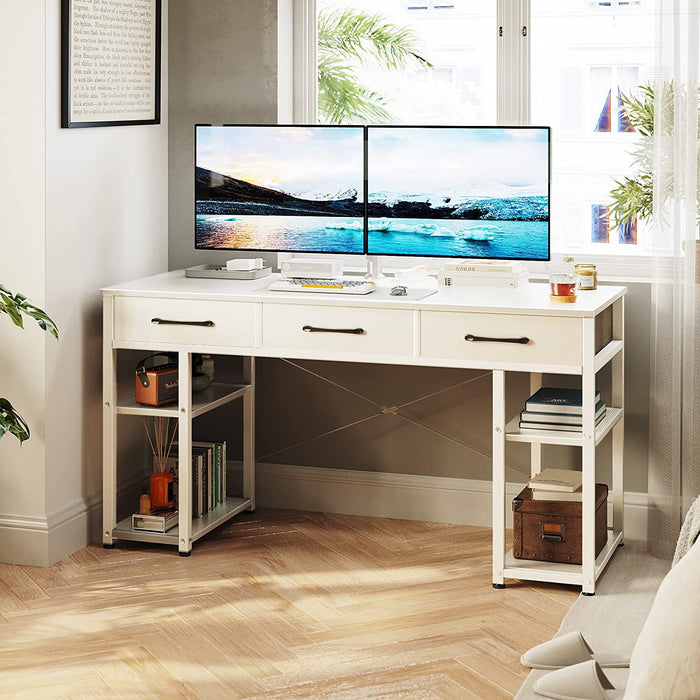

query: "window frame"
left=282, top=0, right=661, bottom=280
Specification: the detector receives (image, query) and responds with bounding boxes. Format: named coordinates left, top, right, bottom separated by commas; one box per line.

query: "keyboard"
left=267, top=277, right=376, bottom=295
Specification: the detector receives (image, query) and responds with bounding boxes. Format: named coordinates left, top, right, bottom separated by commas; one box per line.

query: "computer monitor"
left=195, top=124, right=365, bottom=254
left=366, top=126, right=550, bottom=261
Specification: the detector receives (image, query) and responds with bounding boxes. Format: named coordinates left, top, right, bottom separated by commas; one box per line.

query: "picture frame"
left=61, top=0, right=161, bottom=128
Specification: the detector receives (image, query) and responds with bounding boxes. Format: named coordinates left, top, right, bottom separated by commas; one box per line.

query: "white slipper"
left=533, top=660, right=625, bottom=700
left=521, top=631, right=630, bottom=670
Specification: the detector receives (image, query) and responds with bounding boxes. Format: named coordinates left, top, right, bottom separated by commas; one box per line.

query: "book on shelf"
left=528, top=468, right=582, bottom=492
left=520, top=401, right=606, bottom=425
left=525, top=387, right=602, bottom=415
left=163, top=440, right=227, bottom=518
left=532, top=488, right=583, bottom=502
left=132, top=509, right=178, bottom=532
left=519, top=412, right=605, bottom=432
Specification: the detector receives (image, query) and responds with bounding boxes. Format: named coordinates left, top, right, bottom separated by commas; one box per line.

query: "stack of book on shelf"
left=132, top=509, right=179, bottom=532
left=519, top=387, right=606, bottom=432
left=165, top=440, right=227, bottom=518
left=528, top=468, right=582, bottom=501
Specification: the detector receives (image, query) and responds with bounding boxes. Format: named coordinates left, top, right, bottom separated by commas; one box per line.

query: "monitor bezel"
left=194, top=123, right=367, bottom=256
left=364, top=124, right=551, bottom=262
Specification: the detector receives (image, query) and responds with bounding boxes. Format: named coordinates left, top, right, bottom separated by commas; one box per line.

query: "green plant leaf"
left=1, top=285, right=59, bottom=443
left=0, top=398, right=30, bottom=444
left=317, top=8, right=431, bottom=125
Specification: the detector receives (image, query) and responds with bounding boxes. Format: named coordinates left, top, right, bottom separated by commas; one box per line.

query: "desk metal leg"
left=581, top=319, right=596, bottom=595
left=492, top=369, right=506, bottom=588
left=178, top=352, right=193, bottom=556
left=612, top=299, right=625, bottom=536
left=242, top=356, right=256, bottom=512
left=102, top=294, right=117, bottom=547
left=530, top=373, right=543, bottom=476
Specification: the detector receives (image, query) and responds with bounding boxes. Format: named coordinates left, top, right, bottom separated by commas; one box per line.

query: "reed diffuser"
left=143, top=417, right=177, bottom=509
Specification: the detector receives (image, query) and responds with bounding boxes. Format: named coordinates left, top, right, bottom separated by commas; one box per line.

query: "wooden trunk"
left=512, top=484, right=608, bottom=565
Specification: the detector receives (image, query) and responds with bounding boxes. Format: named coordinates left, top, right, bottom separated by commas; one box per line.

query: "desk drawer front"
left=114, top=297, right=255, bottom=347
left=262, top=304, right=413, bottom=357
left=421, top=311, right=581, bottom=367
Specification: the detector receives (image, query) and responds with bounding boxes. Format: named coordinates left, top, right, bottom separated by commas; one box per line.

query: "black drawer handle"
left=540, top=533, right=564, bottom=543
left=302, top=325, right=365, bottom=335
left=151, top=318, right=215, bottom=327
left=465, top=334, right=530, bottom=344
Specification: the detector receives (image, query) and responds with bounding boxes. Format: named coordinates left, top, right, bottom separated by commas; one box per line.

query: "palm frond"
left=319, top=8, right=431, bottom=70
left=317, top=8, right=432, bottom=125
left=318, top=57, right=391, bottom=124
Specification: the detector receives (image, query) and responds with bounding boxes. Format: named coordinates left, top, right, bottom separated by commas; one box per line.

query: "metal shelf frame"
left=103, top=294, right=256, bottom=555
left=492, top=296, right=625, bottom=594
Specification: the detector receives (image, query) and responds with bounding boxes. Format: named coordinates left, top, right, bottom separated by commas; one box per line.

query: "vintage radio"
left=135, top=354, right=178, bottom=407
left=512, top=484, right=608, bottom=565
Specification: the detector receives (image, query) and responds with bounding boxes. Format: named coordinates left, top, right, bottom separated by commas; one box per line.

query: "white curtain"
left=647, top=0, right=700, bottom=558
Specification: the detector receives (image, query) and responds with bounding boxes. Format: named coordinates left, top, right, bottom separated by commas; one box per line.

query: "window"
left=303, top=0, right=658, bottom=260
left=317, top=0, right=497, bottom=125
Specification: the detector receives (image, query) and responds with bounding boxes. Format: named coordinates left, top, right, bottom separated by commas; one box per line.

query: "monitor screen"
left=366, top=126, right=550, bottom=260
left=195, top=125, right=366, bottom=254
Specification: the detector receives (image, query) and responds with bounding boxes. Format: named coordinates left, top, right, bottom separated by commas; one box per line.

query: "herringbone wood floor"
left=0, top=509, right=577, bottom=699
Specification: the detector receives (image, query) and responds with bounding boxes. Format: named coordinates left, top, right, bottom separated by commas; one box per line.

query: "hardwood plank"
left=0, top=508, right=576, bottom=698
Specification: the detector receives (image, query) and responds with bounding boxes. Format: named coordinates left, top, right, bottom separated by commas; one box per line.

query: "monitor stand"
left=364, top=255, right=386, bottom=282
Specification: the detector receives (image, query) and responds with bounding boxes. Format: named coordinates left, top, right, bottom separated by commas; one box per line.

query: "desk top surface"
left=103, top=270, right=626, bottom=318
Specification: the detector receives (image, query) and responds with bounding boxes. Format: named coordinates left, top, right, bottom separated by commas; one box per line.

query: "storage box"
left=512, top=483, right=608, bottom=564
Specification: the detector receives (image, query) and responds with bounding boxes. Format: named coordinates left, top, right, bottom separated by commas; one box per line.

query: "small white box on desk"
left=226, top=258, right=264, bottom=271
left=280, top=259, right=344, bottom=279
left=438, top=270, right=530, bottom=288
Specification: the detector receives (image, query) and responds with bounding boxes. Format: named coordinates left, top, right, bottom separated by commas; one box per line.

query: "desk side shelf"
left=103, top=289, right=256, bottom=556
left=492, top=297, right=625, bottom=595
left=115, top=382, right=251, bottom=418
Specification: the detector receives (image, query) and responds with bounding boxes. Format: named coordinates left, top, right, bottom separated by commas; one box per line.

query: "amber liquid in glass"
left=551, top=282, right=577, bottom=297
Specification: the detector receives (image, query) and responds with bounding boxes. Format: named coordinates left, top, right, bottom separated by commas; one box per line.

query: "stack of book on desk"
left=528, top=468, right=582, bottom=501
left=519, top=387, right=606, bottom=432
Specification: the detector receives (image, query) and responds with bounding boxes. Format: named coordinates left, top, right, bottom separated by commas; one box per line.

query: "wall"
left=168, top=0, right=278, bottom=272
left=0, top=0, right=49, bottom=562
left=0, top=1, right=169, bottom=566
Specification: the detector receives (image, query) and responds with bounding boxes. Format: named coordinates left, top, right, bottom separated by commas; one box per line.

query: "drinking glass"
left=549, top=272, right=579, bottom=302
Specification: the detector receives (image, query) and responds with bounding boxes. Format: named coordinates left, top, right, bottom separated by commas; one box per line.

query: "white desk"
left=102, top=271, right=625, bottom=593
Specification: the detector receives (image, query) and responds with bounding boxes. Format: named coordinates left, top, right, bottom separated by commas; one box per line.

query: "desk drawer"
left=114, top=297, right=255, bottom=348
left=262, top=304, right=414, bottom=357
left=421, top=311, right=581, bottom=367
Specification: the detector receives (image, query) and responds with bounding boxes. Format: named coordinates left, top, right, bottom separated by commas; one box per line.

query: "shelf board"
left=594, top=340, right=623, bottom=373
left=112, top=497, right=252, bottom=547
left=502, top=529, right=623, bottom=586
left=505, top=407, right=623, bottom=446
left=116, top=382, right=251, bottom=418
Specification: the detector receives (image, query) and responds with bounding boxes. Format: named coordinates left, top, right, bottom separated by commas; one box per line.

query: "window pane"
left=317, top=0, right=497, bottom=126
left=530, top=0, right=655, bottom=253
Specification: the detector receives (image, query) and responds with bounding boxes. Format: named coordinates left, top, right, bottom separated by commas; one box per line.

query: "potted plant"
left=0, top=284, right=59, bottom=443
left=609, top=81, right=700, bottom=233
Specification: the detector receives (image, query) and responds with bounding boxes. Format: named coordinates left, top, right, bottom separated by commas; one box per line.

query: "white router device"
left=280, top=258, right=344, bottom=279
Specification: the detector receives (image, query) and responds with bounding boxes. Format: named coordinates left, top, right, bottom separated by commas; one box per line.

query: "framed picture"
left=61, top=0, right=161, bottom=128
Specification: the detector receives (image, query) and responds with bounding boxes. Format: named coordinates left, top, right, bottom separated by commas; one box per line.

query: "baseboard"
left=0, top=465, right=649, bottom=566
left=253, top=462, right=650, bottom=543
left=0, top=473, right=141, bottom=567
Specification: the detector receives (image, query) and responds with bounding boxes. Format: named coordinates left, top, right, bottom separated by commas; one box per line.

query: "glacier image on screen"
left=367, top=127, right=549, bottom=259
left=196, top=125, right=365, bottom=253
